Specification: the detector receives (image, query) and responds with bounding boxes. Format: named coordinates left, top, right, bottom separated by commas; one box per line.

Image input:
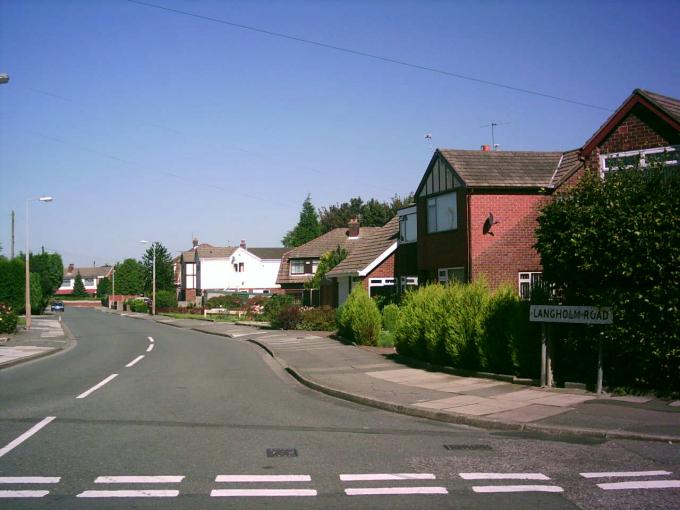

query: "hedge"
left=337, top=285, right=381, bottom=345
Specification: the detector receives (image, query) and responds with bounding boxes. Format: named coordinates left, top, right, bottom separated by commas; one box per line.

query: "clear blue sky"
left=1, top=0, right=678, bottom=267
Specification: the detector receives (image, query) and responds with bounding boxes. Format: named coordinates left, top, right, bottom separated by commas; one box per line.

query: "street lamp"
left=0, top=73, right=9, bottom=85
left=140, top=240, right=156, bottom=315
left=25, top=196, right=53, bottom=330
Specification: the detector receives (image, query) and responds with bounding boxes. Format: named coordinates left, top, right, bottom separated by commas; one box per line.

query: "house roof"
left=64, top=266, right=113, bottom=279
left=248, top=247, right=288, bottom=260
left=326, top=217, right=399, bottom=278
left=436, top=149, right=568, bottom=188
left=548, top=148, right=583, bottom=188
left=581, top=88, right=680, bottom=156
left=180, top=243, right=237, bottom=263
left=276, top=226, right=381, bottom=285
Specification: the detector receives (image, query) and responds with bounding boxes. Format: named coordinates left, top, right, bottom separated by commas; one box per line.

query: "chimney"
left=348, top=218, right=360, bottom=238
left=67, top=263, right=75, bottom=273
left=192, top=237, right=199, bottom=248
left=240, top=239, right=247, bottom=249
left=481, top=144, right=491, bottom=152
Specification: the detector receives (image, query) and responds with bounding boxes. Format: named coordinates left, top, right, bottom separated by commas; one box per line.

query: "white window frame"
left=438, top=267, right=465, bottom=284
left=600, top=145, right=678, bottom=177
left=427, top=192, right=457, bottom=234
left=518, top=271, right=542, bottom=300
left=290, top=260, right=305, bottom=275
left=398, top=207, right=417, bottom=244
left=83, top=278, right=96, bottom=287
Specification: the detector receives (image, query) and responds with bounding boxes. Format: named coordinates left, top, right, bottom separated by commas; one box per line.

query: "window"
left=234, top=262, right=245, bottom=273
left=399, top=209, right=417, bottom=243
left=600, top=145, right=678, bottom=175
left=84, top=278, right=95, bottom=286
left=438, top=267, right=465, bottom=283
left=291, top=260, right=305, bottom=275
left=61, top=278, right=71, bottom=287
left=519, top=272, right=542, bottom=300
left=427, top=192, right=457, bottom=233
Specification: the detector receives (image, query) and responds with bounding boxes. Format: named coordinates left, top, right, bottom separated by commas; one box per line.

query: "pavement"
left=0, top=314, right=73, bottom=368
left=5, top=308, right=680, bottom=443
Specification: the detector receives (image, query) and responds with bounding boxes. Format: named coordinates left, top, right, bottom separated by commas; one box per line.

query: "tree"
left=305, top=246, right=348, bottom=290
left=72, top=271, right=88, bottom=297
left=535, top=165, right=680, bottom=393
left=97, top=277, right=112, bottom=298
left=113, top=259, right=144, bottom=295
left=141, top=242, right=174, bottom=294
left=318, top=193, right=414, bottom=233
left=282, top=194, right=321, bottom=248
left=30, top=251, right=64, bottom=308
left=0, top=258, right=26, bottom=311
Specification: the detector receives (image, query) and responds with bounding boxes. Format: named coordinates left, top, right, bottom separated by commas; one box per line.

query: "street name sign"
left=529, top=305, right=613, bottom=325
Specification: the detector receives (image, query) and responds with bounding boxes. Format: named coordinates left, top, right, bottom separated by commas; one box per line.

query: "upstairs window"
left=427, top=192, right=457, bottom=233
left=291, top=260, right=317, bottom=275
left=519, top=272, right=542, bottom=300
left=399, top=211, right=417, bottom=243
left=600, top=145, right=678, bottom=175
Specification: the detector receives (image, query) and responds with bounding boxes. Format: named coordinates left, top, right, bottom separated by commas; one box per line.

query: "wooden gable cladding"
left=417, top=152, right=463, bottom=199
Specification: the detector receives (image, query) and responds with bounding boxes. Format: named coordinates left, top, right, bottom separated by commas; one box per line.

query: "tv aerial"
left=480, top=122, right=511, bottom=150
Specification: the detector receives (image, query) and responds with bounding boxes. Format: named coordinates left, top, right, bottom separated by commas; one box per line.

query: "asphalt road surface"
left=0, top=308, right=678, bottom=509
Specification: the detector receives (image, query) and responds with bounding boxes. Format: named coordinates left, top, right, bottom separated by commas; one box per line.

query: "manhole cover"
left=266, top=448, right=298, bottom=458
left=443, top=444, right=493, bottom=451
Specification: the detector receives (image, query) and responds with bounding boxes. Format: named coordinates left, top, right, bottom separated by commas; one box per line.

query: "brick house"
left=276, top=219, right=382, bottom=304
left=325, top=217, right=399, bottom=306
left=57, top=264, right=114, bottom=295
left=408, top=88, right=679, bottom=297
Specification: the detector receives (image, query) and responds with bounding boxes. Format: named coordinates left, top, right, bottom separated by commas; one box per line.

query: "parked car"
left=51, top=301, right=65, bottom=312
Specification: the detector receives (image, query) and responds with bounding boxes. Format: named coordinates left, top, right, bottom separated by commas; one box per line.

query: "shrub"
left=442, top=281, right=489, bottom=371
left=127, top=299, right=148, bottom=313
left=100, top=296, right=109, bottom=307
left=155, top=290, right=178, bottom=309
left=394, top=284, right=446, bottom=362
left=272, top=304, right=301, bottom=330
left=337, top=285, right=381, bottom=345
left=0, top=303, right=18, bottom=334
left=482, top=285, right=523, bottom=375
left=263, top=294, right=295, bottom=321
left=381, top=303, right=399, bottom=332
left=206, top=294, right=244, bottom=310
left=298, top=306, right=336, bottom=331
left=243, top=296, right=267, bottom=319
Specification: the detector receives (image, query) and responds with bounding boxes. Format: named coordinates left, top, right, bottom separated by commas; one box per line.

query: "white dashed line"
left=211, top=489, right=317, bottom=497
left=125, top=355, right=145, bottom=368
left=460, top=473, right=550, bottom=480
left=77, top=374, right=118, bottom=399
left=0, top=477, right=60, bottom=484
left=0, top=417, right=56, bottom=458
left=472, top=485, right=564, bottom=493
left=215, top=475, right=311, bottom=483
left=147, top=337, right=154, bottom=343
left=597, top=480, right=680, bottom=490
left=0, top=490, right=50, bottom=498
left=340, top=473, right=436, bottom=481
left=146, top=344, right=154, bottom=352
left=580, top=470, right=672, bottom=478
left=95, top=476, right=184, bottom=484
left=77, top=490, right=179, bottom=498
left=345, top=487, right=448, bottom=495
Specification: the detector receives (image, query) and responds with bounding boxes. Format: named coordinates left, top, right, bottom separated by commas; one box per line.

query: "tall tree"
left=282, top=194, right=321, bottom=248
left=114, top=259, right=144, bottom=295
left=319, top=193, right=414, bottom=233
left=30, top=251, right=64, bottom=308
left=96, top=277, right=112, bottom=298
left=141, top=242, right=175, bottom=293
left=72, top=271, right=88, bottom=297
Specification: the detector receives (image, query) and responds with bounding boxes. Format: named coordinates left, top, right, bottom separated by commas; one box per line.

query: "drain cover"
left=266, top=448, right=298, bottom=458
left=444, top=444, right=492, bottom=451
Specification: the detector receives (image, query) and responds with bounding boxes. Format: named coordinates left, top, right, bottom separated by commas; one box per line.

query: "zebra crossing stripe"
left=94, top=476, right=184, bottom=483
left=472, top=485, right=564, bottom=493
left=0, top=490, right=50, bottom=498
left=460, top=473, right=550, bottom=480
left=340, top=473, right=435, bottom=481
left=215, top=475, right=311, bottom=482
left=210, top=489, right=317, bottom=497
left=77, top=490, right=179, bottom=498
left=580, top=470, right=672, bottom=478
left=345, top=487, right=448, bottom=495
left=0, top=477, right=60, bottom=484
left=597, top=480, right=680, bottom=491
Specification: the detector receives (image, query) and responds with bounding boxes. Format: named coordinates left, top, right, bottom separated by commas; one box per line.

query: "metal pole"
left=112, top=268, right=115, bottom=309
left=596, top=337, right=604, bottom=394
left=546, top=331, right=553, bottom=388
left=25, top=199, right=31, bottom=330
left=540, top=323, right=546, bottom=387
left=10, top=210, right=15, bottom=259
left=152, top=244, right=156, bottom=316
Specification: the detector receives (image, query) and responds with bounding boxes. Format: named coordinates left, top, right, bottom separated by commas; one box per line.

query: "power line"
left=126, top=0, right=613, bottom=112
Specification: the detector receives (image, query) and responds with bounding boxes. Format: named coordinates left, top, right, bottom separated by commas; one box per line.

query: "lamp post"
left=111, top=267, right=116, bottom=309
left=140, top=240, right=156, bottom=315
left=25, top=196, right=53, bottom=330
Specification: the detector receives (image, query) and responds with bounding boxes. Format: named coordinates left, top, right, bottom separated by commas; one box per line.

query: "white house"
left=57, top=264, right=113, bottom=295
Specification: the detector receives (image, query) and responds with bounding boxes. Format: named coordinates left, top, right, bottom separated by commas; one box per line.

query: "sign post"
left=530, top=305, right=613, bottom=393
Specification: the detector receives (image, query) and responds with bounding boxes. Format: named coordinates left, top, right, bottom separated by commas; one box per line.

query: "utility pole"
left=10, top=210, right=15, bottom=259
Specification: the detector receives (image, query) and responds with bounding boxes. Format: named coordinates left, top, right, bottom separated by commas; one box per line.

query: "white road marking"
left=0, top=477, right=60, bottom=484
left=472, top=485, right=564, bottom=493
left=95, top=476, right=184, bottom=484
left=125, top=355, right=145, bottom=368
left=210, top=489, right=317, bottom=497
left=597, top=480, right=680, bottom=490
left=345, top=487, right=448, bottom=495
left=340, top=473, right=436, bottom=481
left=0, top=490, right=50, bottom=498
left=0, top=417, right=56, bottom=459
left=580, top=470, right=672, bottom=478
left=147, top=337, right=154, bottom=343
left=77, top=490, right=179, bottom=497
left=460, top=473, right=550, bottom=480
left=146, top=344, right=154, bottom=352
left=76, top=374, right=118, bottom=399
left=215, top=475, right=311, bottom=482
left=231, top=331, right=271, bottom=338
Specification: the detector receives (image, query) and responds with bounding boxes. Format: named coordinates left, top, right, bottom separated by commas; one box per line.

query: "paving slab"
left=484, top=404, right=573, bottom=423
left=450, top=399, right=532, bottom=416
left=528, top=394, right=597, bottom=407
left=414, top=395, right=485, bottom=410
left=610, top=395, right=655, bottom=404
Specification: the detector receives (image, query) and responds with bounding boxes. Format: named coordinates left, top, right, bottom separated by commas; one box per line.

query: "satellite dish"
left=424, top=133, right=432, bottom=140
left=483, top=212, right=500, bottom=236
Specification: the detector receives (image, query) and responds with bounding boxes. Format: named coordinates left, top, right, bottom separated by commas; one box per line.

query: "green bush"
left=127, top=299, right=148, bottom=313
left=0, top=258, right=26, bottom=312
left=442, top=281, right=489, bottom=371
left=263, top=294, right=295, bottom=321
left=394, top=284, right=446, bottom=362
left=482, top=285, right=523, bottom=375
left=337, top=285, right=381, bottom=345
left=206, top=294, right=244, bottom=310
left=381, top=303, right=399, bottom=332
left=0, top=303, right=18, bottom=334
left=272, top=304, right=301, bottom=330
left=100, top=296, right=109, bottom=307
left=155, top=290, right=178, bottom=309
left=298, top=306, right=336, bottom=331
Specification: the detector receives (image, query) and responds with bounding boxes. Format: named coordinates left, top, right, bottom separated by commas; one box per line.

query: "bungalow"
left=177, top=238, right=287, bottom=302
left=407, top=88, right=679, bottom=297
left=57, top=264, right=113, bottom=295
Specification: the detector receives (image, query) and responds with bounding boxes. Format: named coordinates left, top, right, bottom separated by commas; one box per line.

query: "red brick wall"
left=469, top=193, right=550, bottom=291
left=362, top=252, right=395, bottom=291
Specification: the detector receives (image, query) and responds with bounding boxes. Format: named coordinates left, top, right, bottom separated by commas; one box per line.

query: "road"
left=0, top=308, right=678, bottom=509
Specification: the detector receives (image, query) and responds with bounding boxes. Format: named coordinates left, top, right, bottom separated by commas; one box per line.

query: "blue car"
left=51, top=301, right=64, bottom=312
